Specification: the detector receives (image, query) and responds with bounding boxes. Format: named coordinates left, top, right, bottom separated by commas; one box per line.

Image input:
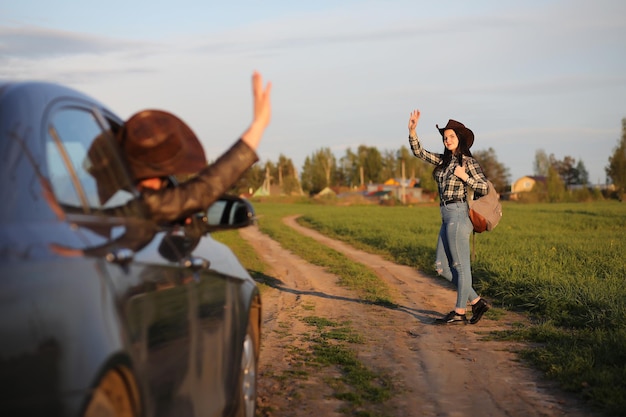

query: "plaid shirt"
left=409, top=135, right=488, bottom=201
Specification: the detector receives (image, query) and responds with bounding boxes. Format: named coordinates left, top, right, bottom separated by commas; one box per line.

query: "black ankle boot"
left=434, top=310, right=468, bottom=325
left=470, top=298, right=491, bottom=324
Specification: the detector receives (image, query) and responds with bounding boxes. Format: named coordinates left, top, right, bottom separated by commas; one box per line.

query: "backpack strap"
left=463, top=156, right=478, bottom=260
left=461, top=157, right=474, bottom=204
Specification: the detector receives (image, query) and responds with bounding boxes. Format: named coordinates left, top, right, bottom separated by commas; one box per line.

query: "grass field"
left=219, top=200, right=626, bottom=416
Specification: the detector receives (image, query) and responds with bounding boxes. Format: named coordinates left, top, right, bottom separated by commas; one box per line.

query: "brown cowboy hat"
left=436, top=119, right=474, bottom=148
left=118, top=109, right=207, bottom=181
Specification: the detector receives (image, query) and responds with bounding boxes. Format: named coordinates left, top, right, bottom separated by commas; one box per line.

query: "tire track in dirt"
left=240, top=216, right=598, bottom=417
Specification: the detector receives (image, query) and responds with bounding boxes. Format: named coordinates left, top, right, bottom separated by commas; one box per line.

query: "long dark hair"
left=433, top=130, right=473, bottom=178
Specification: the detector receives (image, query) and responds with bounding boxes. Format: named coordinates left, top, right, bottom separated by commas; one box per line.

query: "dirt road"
left=240, top=215, right=596, bottom=417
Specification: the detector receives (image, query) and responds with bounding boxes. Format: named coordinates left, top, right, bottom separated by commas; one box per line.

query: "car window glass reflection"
left=46, top=107, right=136, bottom=213
left=206, top=200, right=227, bottom=224
left=46, top=141, right=83, bottom=209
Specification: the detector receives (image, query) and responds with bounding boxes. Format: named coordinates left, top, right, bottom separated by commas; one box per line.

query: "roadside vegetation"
left=301, top=315, right=394, bottom=416
left=217, top=200, right=626, bottom=417
left=257, top=311, right=394, bottom=417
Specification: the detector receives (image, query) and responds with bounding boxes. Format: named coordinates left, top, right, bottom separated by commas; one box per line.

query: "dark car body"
left=0, top=81, right=261, bottom=417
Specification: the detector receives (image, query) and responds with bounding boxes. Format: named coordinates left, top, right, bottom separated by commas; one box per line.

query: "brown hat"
left=119, top=110, right=207, bottom=181
left=436, top=119, right=474, bottom=148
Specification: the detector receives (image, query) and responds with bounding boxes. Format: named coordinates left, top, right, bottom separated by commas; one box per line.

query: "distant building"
left=510, top=176, right=546, bottom=200
left=365, top=178, right=433, bottom=203
left=252, top=183, right=282, bottom=197
left=314, top=187, right=336, bottom=198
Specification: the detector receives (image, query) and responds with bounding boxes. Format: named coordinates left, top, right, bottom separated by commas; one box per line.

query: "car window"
left=46, top=107, right=140, bottom=216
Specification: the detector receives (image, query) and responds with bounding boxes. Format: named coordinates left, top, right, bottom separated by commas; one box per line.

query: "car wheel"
left=236, top=319, right=259, bottom=417
left=83, top=366, right=141, bottom=417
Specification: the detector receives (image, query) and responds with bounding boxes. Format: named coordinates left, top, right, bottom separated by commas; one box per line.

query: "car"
left=0, top=81, right=262, bottom=417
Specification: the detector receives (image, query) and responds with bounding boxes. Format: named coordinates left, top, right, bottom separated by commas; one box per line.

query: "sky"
left=1, top=0, right=625, bottom=185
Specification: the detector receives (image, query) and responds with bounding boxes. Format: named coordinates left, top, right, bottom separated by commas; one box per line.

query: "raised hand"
left=251, top=71, right=272, bottom=131
left=242, top=71, right=272, bottom=150
left=408, top=109, right=420, bottom=133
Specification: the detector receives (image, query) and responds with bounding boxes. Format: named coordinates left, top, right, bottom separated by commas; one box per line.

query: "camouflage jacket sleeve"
left=141, top=139, right=259, bottom=224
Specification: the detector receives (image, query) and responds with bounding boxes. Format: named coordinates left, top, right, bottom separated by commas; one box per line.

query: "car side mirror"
left=203, top=195, right=256, bottom=232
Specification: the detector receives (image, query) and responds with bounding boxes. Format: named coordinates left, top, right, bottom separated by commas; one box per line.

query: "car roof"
left=0, top=80, right=100, bottom=104
left=0, top=81, right=125, bottom=222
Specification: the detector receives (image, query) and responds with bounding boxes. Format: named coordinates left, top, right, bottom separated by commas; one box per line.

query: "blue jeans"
left=435, top=202, right=478, bottom=310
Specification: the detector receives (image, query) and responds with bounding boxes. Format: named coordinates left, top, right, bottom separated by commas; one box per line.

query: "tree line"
left=230, top=118, right=626, bottom=200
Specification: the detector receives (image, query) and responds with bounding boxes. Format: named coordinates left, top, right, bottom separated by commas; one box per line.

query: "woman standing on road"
left=407, top=109, right=491, bottom=325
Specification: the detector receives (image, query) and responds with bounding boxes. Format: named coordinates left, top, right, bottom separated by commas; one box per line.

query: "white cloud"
left=1, top=0, right=625, bottom=184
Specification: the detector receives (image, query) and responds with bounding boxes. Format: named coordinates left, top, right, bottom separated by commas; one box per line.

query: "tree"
left=336, top=145, right=384, bottom=187
left=546, top=165, right=566, bottom=202
left=606, top=117, right=626, bottom=196
left=358, top=145, right=383, bottom=184
left=381, top=149, right=398, bottom=181
left=230, top=163, right=264, bottom=195
left=300, top=148, right=337, bottom=194
left=575, top=160, right=589, bottom=185
left=397, top=146, right=422, bottom=179
left=276, top=154, right=302, bottom=195
left=534, top=149, right=550, bottom=177
left=550, top=154, right=580, bottom=188
left=531, top=165, right=566, bottom=202
left=338, top=148, right=359, bottom=188
left=535, top=151, right=588, bottom=188
left=472, top=147, right=510, bottom=193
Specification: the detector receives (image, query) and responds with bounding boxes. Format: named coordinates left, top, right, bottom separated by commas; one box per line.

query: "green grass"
left=282, top=314, right=394, bottom=417
left=215, top=200, right=626, bottom=416
left=210, top=228, right=275, bottom=292
left=302, top=316, right=393, bottom=410
left=245, top=200, right=626, bottom=417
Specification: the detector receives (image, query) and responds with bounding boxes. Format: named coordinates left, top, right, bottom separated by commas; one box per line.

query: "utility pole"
left=264, top=166, right=271, bottom=195
left=401, top=159, right=406, bottom=204
left=360, top=166, right=364, bottom=188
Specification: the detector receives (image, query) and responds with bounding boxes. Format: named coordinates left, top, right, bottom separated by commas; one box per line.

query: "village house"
left=510, top=175, right=546, bottom=200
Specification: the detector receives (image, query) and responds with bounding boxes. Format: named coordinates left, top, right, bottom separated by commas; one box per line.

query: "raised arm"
left=407, top=109, right=441, bottom=165
left=143, top=72, right=272, bottom=224
left=240, top=71, right=272, bottom=151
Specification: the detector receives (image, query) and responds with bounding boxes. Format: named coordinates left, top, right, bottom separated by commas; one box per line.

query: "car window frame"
left=42, top=99, right=165, bottom=255
left=43, top=100, right=144, bottom=218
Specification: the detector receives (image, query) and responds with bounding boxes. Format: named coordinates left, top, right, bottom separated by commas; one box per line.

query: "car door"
left=44, top=102, right=198, bottom=415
